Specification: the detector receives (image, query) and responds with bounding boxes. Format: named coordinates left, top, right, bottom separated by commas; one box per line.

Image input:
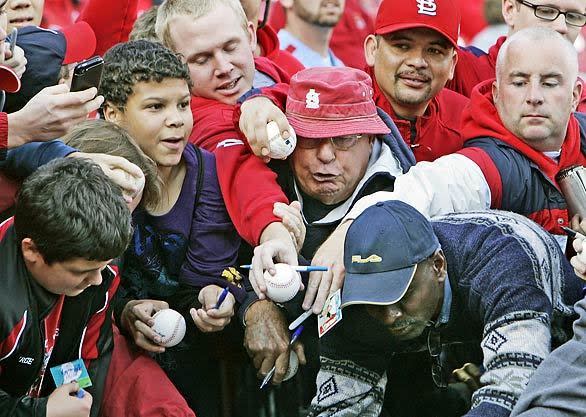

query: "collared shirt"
left=277, top=29, right=345, bottom=68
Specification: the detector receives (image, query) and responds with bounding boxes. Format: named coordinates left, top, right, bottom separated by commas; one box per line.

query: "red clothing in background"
left=257, top=25, right=305, bottom=77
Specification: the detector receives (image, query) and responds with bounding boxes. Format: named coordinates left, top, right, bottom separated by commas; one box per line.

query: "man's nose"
left=214, top=52, right=234, bottom=77
left=316, top=139, right=336, bottom=163
left=550, top=13, right=569, bottom=37
left=382, top=304, right=403, bottom=326
left=526, top=80, right=545, bottom=105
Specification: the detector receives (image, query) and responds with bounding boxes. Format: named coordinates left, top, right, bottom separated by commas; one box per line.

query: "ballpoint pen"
left=214, top=287, right=230, bottom=309
left=561, top=225, right=586, bottom=240
left=240, top=265, right=329, bottom=272
left=259, top=325, right=304, bottom=389
left=288, top=309, right=314, bottom=330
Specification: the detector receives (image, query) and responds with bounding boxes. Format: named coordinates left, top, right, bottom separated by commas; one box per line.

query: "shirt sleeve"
left=509, top=297, right=586, bottom=417
left=0, top=113, right=7, bottom=161
left=0, top=141, right=76, bottom=177
left=345, top=154, right=491, bottom=221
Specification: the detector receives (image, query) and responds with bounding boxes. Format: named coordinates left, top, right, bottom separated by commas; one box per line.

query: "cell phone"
left=70, top=56, right=104, bottom=92
left=9, top=28, right=17, bottom=55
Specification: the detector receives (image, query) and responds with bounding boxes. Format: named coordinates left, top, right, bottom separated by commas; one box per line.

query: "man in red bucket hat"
left=243, top=66, right=415, bottom=408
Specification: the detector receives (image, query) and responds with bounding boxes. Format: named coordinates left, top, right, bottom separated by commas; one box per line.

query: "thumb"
left=63, top=382, right=80, bottom=394
left=289, top=200, right=301, bottom=211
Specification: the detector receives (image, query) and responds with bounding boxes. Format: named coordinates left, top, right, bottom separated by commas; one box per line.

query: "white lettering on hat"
left=306, top=89, right=320, bottom=109
left=417, top=0, right=437, bottom=16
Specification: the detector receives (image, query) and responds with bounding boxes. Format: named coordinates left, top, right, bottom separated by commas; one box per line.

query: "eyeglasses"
left=427, top=328, right=447, bottom=388
left=296, top=134, right=368, bottom=151
left=516, top=0, right=586, bottom=27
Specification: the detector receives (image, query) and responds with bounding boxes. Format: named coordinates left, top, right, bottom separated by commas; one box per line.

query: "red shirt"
left=368, top=67, right=468, bottom=161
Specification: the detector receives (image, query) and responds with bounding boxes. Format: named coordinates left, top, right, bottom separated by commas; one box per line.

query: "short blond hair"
left=156, top=0, right=249, bottom=49
left=130, top=5, right=160, bottom=42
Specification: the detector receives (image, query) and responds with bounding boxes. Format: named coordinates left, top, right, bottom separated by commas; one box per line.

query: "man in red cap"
left=448, top=0, right=586, bottom=111
left=238, top=0, right=469, bottom=162
left=243, top=67, right=415, bottom=404
left=364, top=0, right=469, bottom=161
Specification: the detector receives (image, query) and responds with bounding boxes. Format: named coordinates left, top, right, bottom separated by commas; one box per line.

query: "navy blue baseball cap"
left=341, top=200, right=440, bottom=308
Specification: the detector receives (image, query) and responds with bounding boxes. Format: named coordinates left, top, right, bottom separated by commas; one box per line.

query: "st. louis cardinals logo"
left=417, top=0, right=437, bottom=16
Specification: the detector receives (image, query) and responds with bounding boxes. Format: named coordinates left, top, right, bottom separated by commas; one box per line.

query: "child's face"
left=112, top=78, right=193, bottom=168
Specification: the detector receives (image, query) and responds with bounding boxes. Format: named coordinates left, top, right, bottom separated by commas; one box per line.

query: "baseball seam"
left=156, top=315, right=181, bottom=345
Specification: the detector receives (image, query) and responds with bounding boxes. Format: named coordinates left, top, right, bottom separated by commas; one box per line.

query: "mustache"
left=395, top=71, right=432, bottom=82
left=387, top=317, right=424, bottom=331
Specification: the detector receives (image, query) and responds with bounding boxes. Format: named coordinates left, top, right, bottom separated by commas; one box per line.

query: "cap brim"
left=61, top=21, right=97, bottom=65
left=341, top=264, right=417, bottom=308
left=0, top=65, right=21, bottom=93
left=376, top=23, right=458, bottom=48
left=287, top=114, right=391, bottom=139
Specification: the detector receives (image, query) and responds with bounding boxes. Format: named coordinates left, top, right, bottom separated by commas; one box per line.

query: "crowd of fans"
left=1, top=0, right=586, bottom=417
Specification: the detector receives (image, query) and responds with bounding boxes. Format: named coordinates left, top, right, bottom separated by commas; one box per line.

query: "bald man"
left=302, top=27, right=586, bottom=313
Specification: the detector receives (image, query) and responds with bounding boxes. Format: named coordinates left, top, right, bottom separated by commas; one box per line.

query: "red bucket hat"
left=0, top=65, right=21, bottom=93
left=286, top=67, right=390, bottom=139
left=375, top=0, right=460, bottom=48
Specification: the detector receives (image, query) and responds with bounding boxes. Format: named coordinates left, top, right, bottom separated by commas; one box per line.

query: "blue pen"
left=214, top=287, right=230, bottom=309
left=76, top=388, right=85, bottom=399
left=240, top=264, right=328, bottom=272
left=259, top=325, right=304, bottom=389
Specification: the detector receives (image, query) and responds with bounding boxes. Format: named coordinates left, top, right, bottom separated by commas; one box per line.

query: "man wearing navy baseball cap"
left=309, top=201, right=584, bottom=417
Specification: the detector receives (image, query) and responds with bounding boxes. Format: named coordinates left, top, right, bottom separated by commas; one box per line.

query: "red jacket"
left=257, top=25, right=305, bottom=77
left=76, top=0, right=138, bottom=56
left=188, top=57, right=290, bottom=245
left=459, top=80, right=586, bottom=234
left=450, top=36, right=586, bottom=111
left=368, top=67, right=468, bottom=161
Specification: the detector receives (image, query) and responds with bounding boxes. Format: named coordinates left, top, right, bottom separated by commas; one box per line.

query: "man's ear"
left=432, top=250, right=446, bottom=283
left=492, top=79, right=499, bottom=103
left=103, top=102, right=124, bottom=125
left=502, top=0, right=517, bottom=29
left=364, top=34, right=378, bottom=68
left=572, top=80, right=583, bottom=112
left=21, top=238, right=43, bottom=265
left=447, top=49, right=458, bottom=81
left=246, top=20, right=257, bottom=52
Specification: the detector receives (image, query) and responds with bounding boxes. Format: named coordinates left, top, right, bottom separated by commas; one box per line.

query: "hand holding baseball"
left=190, top=285, right=235, bottom=333
left=120, top=299, right=169, bottom=353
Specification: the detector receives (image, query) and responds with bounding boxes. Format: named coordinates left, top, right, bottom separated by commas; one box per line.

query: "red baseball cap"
left=61, top=21, right=97, bottom=65
left=286, top=67, right=390, bottom=139
left=375, top=0, right=460, bottom=48
left=0, top=65, right=21, bottom=93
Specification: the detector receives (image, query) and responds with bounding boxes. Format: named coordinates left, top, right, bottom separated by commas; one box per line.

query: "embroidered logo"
left=18, top=356, right=34, bottom=365
left=417, top=0, right=437, bottom=16
left=221, top=267, right=244, bottom=286
left=351, top=254, right=382, bottom=264
left=306, top=89, right=320, bottom=109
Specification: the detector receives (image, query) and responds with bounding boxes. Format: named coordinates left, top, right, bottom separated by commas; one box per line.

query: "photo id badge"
left=50, top=359, right=92, bottom=388
left=318, top=289, right=343, bottom=338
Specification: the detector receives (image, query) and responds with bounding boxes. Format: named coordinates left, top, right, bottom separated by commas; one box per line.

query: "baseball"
left=151, top=309, right=186, bottom=348
left=267, top=121, right=296, bottom=159
left=264, top=263, right=301, bottom=303
left=283, top=350, right=299, bottom=382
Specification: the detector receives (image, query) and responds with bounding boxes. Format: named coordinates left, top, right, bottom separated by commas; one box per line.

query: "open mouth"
left=160, top=137, right=184, bottom=149
left=217, top=77, right=242, bottom=93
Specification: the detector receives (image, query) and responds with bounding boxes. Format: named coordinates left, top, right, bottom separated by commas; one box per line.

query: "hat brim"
left=341, top=264, right=417, bottom=308
left=375, top=23, right=458, bottom=48
left=0, top=65, right=21, bottom=93
left=62, top=21, right=97, bottom=65
left=287, top=114, right=391, bottom=139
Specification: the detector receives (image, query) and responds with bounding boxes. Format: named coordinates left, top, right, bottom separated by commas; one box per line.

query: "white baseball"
left=151, top=309, right=186, bottom=348
left=267, top=120, right=296, bottom=159
left=283, top=350, right=299, bottom=382
left=264, top=263, right=301, bottom=303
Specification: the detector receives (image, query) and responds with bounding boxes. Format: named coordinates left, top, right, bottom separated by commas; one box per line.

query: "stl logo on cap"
left=351, top=254, right=383, bottom=264
left=305, top=89, right=320, bottom=109
left=417, top=0, right=437, bottom=16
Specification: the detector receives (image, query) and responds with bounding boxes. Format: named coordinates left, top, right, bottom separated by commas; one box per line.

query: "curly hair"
left=14, top=158, right=133, bottom=264
left=100, top=40, right=192, bottom=109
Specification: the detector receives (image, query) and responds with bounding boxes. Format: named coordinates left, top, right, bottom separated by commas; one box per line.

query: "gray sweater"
left=510, top=296, right=586, bottom=417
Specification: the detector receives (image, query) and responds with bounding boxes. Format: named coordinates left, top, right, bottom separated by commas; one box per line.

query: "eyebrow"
left=185, top=37, right=241, bottom=61
left=509, top=71, right=564, bottom=79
